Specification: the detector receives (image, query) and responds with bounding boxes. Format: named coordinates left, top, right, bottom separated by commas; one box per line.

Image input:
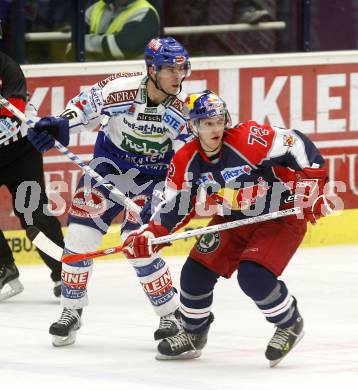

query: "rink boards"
left=3, top=207, right=358, bottom=264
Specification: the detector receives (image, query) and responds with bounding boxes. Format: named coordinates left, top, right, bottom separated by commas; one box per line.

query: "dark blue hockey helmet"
left=186, top=89, right=231, bottom=122
left=144, top=37, right=191, bottom=76
left=185, top=90, right=232, bottom=134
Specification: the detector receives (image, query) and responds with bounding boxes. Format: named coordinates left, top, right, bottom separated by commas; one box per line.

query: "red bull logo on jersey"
left=221, top=165, right=252, bottom=182
left=213, top=179, right=271, bottom=210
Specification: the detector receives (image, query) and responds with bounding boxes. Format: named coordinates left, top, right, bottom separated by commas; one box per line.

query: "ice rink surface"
left=1, top=245, right=357, bottom=390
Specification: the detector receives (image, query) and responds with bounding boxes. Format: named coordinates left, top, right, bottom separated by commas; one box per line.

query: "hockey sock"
left=237, top=261, right=298, bottom=328
left=179, top=257, right=219, bottom=333
left=60, top=248, right=93, bottom=308
left=129, top=255, right=178, bottom=316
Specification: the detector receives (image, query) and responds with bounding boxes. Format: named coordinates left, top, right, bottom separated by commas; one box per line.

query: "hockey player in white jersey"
left=27, top=37, right=191, bottom=347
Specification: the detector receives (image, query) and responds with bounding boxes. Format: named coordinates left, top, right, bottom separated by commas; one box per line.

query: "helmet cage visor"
left=156, top=62, right=191, bottom=78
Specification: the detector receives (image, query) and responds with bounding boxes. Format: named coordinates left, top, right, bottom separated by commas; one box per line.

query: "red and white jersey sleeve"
left=225, top=121, right=324, bottom=170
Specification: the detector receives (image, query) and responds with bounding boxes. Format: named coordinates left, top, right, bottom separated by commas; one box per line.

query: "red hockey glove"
left=122, top=222, right=169, bottom=259
left=276, top=166, right=333, bottom=225
left=298, top=168, right=334, bottom=224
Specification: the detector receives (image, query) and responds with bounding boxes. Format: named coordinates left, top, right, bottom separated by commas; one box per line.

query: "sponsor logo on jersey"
left=196, top=172, right=216, bottom=185
left=98, top=72, right=142, bottom=88
left=163, top=111, right=182, bottom=131
left=123, top=116, right=166, bottom=137
left=137, top=113, right=162, bottom=122
left=105, top=89, right=137, bottom=104
left=284, top=134, right=296, bottom=147
left=144, top=107, right=158, bottom=114
left=196, top=232, right=221, bottom=254
left=73, top=93, right=96, bottom=116
left=62, top=271, right=89, bottom=289
left=90, top=89, right=101, bottom=110
left=171, top=98, right=184, bottom=112
left=221, top=165, right=252, bottom=182
left=121, top=132, right=172, bottom=157
left=127, top=103, right=135, bottom=116
left=69, top=187, right=107, bottom=218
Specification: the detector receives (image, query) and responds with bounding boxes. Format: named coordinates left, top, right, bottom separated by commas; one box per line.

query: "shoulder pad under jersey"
left=100, top=73, right=145, bottom=104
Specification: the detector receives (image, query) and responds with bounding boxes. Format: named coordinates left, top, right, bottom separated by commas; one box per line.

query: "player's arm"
left=123, top=151, right=198, bottom=259
left=268, top=125, right=331, bottom=224
left=0, top=52, right=27, bottom=144
left=27, top=79, right=106, bottom=152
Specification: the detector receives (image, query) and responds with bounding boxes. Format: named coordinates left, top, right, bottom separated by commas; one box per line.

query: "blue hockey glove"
left=0, top=116, right=21, bottom=145
left=28, top=116, right=69, bottom=152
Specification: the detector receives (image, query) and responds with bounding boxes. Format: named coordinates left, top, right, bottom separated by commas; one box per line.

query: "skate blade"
left=155, top=349, right=201, bottom=361
left=52, top=331, right=77, bottom=347
left=0, top=279, right=24, bottom=302
left=269, top=331, right=305, bottom=368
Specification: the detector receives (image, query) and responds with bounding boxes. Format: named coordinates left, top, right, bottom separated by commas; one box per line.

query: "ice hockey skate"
left=0, top=263, right=24, bottom=301
left=156, top=313, right=214, bottom=360
left=49, top=308, right=82, bottom=347
left=53, top=281, right=61, bottom=298
left=265, top=314, right=304, bottom=367
left=154, top=309, right=182, bottom=340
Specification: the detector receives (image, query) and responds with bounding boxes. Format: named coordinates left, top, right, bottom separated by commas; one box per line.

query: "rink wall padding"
left=4, top=208, right=358, bottom=266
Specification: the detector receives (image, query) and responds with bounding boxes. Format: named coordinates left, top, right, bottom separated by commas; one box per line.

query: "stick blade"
left=26, top=226, right=63, bottom=262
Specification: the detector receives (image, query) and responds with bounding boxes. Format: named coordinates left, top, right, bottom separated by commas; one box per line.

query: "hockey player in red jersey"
left=123, top=90, right=333, bottom=367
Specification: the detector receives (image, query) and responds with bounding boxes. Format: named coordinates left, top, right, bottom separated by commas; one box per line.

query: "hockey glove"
left=297, top=167, right=334, bottom=224
left=122, top=222, right=169, bottom=259
left=0, top=116, right=21, bottom=145
left=28, top=116, right=69, bottom=152
left=277, top=166, right=333, bottom=225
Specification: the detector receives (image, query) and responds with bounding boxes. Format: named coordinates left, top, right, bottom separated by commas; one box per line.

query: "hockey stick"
left=27, top=207, right=301, bottom=263
left=0, top=94, right=142, bottom=222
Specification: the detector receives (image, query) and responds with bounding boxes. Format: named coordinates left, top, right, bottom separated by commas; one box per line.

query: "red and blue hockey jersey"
left=151, top=121, right=326, bottom=232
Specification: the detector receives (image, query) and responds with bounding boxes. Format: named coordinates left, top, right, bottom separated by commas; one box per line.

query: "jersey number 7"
left=248, top=126, right=269, bottom=147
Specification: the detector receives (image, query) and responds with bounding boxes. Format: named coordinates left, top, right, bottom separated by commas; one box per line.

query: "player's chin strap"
left=0, top=93, right=142, bottom=223
left=149, top=73, right=184, bottom=97
left=27, top=207, right=301, bottom=264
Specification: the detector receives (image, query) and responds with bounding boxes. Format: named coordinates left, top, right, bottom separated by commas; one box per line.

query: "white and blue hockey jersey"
left=61, top=72, right=190, bottom=176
